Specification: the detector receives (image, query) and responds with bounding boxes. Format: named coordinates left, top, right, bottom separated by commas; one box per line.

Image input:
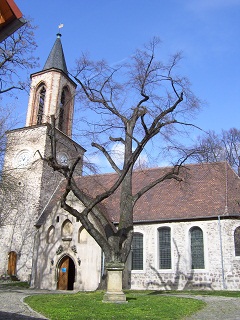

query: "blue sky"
left=13, top=0, right=240, bottom=132
left=7, top=1, right=240, bottom=169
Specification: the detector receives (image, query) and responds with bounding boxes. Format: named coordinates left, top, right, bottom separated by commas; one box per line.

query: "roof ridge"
left=80, top=161, right=229, bottom=178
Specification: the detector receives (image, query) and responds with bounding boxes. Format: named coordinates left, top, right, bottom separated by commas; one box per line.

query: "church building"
left=1, top=34, right=240, bottom=292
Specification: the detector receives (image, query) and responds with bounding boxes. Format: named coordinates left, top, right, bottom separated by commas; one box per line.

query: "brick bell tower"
left=26, top=32, right=76, bottom=137
left=0, top=33, right=85, bottom=281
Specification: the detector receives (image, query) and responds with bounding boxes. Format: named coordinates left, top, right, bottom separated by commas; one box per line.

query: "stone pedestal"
left=102, top=262, right=127, bottom=303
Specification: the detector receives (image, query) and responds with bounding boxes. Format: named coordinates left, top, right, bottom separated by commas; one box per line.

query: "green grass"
left=161, top=290, right=240, bottom=298
left=25, top=290, right=205, bottom=320
left=0, top=281, right=29, bottom=288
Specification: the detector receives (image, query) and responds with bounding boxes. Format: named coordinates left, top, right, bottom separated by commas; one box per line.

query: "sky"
left=5, top=0, right=240, bottom=170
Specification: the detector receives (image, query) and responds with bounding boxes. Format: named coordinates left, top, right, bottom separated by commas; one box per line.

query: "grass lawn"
left=164, top=290, right=240, bottom=298
left=25, top=290, right=205, bottom=320
left=0, top=281, right=29, bottom=288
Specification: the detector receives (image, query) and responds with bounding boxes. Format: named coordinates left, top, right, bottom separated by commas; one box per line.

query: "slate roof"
left=36, top=162, right=240, bottom=226
left=43, top=33, right=68, bottom=74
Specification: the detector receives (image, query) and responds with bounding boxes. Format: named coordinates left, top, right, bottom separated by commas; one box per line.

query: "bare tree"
left=0, top=19, right=38, bottom=95
left=194, top=128, right=240, bottom=175
left=46, top=38, right=201, bottom=301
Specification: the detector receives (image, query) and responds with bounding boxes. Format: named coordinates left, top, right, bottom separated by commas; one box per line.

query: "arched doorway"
left=57, top=255, right=75, bottom=290
left=8, top=251, right=17, bottom=276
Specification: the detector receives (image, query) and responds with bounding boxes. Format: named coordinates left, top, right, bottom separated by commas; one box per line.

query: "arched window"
left=37, top=85, right=46, bottom=124
left=131, top=233, right=143, bottom=270
left=47, top=226, right=55, bottom=244
left=158, top=227, right=171, bottom=269
left=58, top=89, right=66, bottom=131
left=234, top=226, right=240, bottom=256
left=78, top=226, right=88, bottom=244
left=58, top=86, right=70, bottom=133
left=190, top=227, right=205, bottom=269
left=61, top=219, right=73, bottom=240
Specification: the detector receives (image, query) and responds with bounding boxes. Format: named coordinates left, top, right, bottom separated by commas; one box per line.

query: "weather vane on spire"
left=57, top=23, right=64, bottom=38
left=58, top=23, right=64, bottom=31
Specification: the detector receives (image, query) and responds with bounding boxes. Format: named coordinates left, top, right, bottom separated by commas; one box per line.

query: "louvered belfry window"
left=132, top=233, right=143, bottom=270
left=159, top=227, right=171, bottom=269
left=234, top=226, right=240, bottom=256
left=37, top=86, right=46, bottom=124
left=59, top=89, right=66, bottom=131
left=190, top=227, right=205, bottom=269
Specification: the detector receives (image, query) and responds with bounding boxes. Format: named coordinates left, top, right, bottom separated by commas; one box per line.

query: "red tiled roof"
left=37, top=162, right=240, bottom=226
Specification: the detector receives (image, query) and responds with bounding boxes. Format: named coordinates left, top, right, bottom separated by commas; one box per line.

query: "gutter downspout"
left=218, top=215, right=227, bottom=289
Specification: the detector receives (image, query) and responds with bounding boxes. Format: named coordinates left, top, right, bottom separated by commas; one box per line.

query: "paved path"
left=0, top=285, right=50, bottom=319
left=0, top=283, right=240, bottom=319
left=0, top=282, right=73, bottom=319
left=184, top=295, right=240, bottom=320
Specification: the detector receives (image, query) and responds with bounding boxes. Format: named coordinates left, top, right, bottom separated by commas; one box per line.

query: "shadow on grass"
left=0, top=311, right=45, bottom=319
left=126, top=297, right=137, bottom=301
left=148, top=290, right=168, bottom=295
left=147, top=290, right=240, bottom=298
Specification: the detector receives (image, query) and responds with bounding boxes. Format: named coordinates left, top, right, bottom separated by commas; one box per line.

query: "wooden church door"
left=8, top=251, right=17, bottom=275
left=57, top=256, right=75, bottom=290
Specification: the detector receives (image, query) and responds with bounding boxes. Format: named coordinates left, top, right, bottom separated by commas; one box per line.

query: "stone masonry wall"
left=130, top=219, right=240, bottom=291
left=0, top=125, right=84, bottom=281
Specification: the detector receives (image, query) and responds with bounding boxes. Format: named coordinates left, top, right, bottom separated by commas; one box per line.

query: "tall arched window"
left=37, top=85, right=46, bottom=124
left=131, top=233, right=143, bottom=270
left=58, top=86, right=71, bottom=133
left=234, top=226, right=240, bottom=256
left=190, top=227, right=205, bottom=269
left=158, top=227, right=171, bottom=269
left=58, top=89, right=66, bottom=131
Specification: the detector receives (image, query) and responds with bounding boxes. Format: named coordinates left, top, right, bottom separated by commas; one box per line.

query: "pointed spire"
left=43, top=33, right=68, bottom=74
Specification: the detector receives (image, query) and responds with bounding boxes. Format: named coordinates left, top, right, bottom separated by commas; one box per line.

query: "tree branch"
left=0, top=86, right=24, bottom=94
left=109, top=136, right=125, bottom=144
left=91, top=141, right=121, bottom=174
left=133, top=166, right=184, bottom=205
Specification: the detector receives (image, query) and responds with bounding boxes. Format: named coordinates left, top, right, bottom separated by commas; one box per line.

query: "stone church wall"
left=0, top=125, right=84, bottom=281
left=130, top=218, right=240, bottom=291
left=0, top=126, right=48, bottom=280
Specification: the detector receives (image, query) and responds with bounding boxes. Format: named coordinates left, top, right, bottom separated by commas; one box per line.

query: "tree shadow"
left=146, top=238, right=213, bottom=291
left=0, top=311, right=46, bottom=319
left=126, top=297, right=137, bottom=301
